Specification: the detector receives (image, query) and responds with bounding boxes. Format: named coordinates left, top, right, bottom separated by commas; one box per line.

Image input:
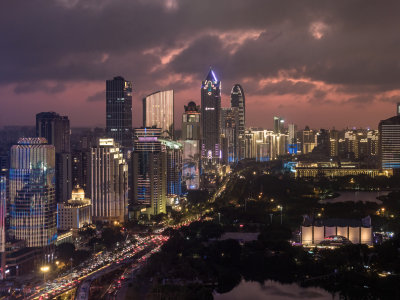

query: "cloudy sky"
left=1, top=0, right=399, bottom=130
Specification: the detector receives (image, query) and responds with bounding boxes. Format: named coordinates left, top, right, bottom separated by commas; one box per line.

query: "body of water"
left=319, top=191, right=388, bottom=204
left=214, top=280, right=337, bottom=300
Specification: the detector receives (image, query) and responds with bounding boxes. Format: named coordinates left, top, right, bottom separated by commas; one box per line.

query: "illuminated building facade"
left=89, top=138, right=128, bottom=222
left=36, top=112, right=72, bottom=203
left=132, top=128, right=167, bottom=216
left=201, top=68, right=221, bottom=165
left=160, top=139, right=182, bottom=198
left=57, top=186, right=91, bottom=231
left=301, top=217, right=372, bottom=246
left=0, top=176, right=5, bottom=279
left=273, top=116, right=285, bottom=134
left=302, top=126, right=316, bottom=154
left=244, top=129, right=288, bottom=161
left=221, top=107, right=239, bottom=164
left=106, top=76, right=133, bottom=148
left=9, top=138, right=57, bottom=247
left=182, top=101, right=201, bottom=140
left=181, top=102, right=201, bottom=190
left=295, top=161, right=392, bottom=178
left=143, top=90, right=174, bottom=138
left=230, top=84, right=245, bottom=160
left=379, top=114, right=400, bottom=170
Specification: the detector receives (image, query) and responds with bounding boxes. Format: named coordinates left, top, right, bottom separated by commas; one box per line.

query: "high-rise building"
left=89, top=138, right=128, bottom=222
left=274, top=116, right=285, bottom=134
left=230, top=84, right=245, bottom=160
left=182, top=101, right=201, bottom=140
left=288, top=124, right=298, bottom=154
left=36, top=112, right=70, bottom=153
left=181, top=101, right=201, bottom=190
left=302, top=126, right=316, bottom=154
left=379, top=114, right=400, bottom=170
left=221, top=107, right=239, bottom=163
left=0, top=176, right=5, bottom=279
left=143, top=90, right=174, bottom=138
left=106, top=76, right=133, bottom=148
left=36, top=112, right=72, bottom=203
left=160, top=139, right=182, bottom=199
left=201, top=68, right=221, bottom=165
left=9, top=138, right=57, bottom=247
left=132, top=128, right=167, bottom=216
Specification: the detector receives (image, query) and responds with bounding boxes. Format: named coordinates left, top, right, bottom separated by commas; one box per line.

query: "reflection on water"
left=214, top=280, right=337, bottom=300
left=320, top=191, right=388, bottom=204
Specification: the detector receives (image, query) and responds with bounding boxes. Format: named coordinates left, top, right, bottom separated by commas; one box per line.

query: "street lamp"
left=40, top=265, right=50, bottom=282
left=277, top=205, right=283, bottom=225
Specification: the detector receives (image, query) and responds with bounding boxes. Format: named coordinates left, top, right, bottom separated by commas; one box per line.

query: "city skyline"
left=1, top=1, right=400, bottom=129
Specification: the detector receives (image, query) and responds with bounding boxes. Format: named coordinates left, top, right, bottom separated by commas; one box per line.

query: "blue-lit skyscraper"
left=132, top=128, right=167, bottom=216
left=9, top=138, right=57, bottom=247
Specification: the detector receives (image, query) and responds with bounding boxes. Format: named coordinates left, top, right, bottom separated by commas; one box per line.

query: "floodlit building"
left=143, top=90, right=174, bottom=138
left=295, top=161, right=392, bottom=178
left=9, top=138, right=57, bottom=247
left=181, top=102, right=201, bottom=190
left=132, top=128, right=167, bottom=216
left=230, top=84, right=245, bottom=160
left=57, top=186, right=91, bottom=231
left=0, top=177, right=5, bottom=279
left=379, top=113, right=400, bottom=170
left=160, top=139, right=182, bottom=199
left=89, top=138, right=128, bottom=222
left=106, top=76, right=133, bottom=148
left=301, top=216, right=373, bottom=246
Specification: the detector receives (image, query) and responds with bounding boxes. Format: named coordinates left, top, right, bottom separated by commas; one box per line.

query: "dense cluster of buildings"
left=0, top=69, right=399, bottom=278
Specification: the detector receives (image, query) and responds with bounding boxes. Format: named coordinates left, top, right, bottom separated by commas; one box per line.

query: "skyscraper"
left=181, top=101, right=201, bottom=190
left=182, top=101, right=201, bottom=140
left=379, top=114, right=400, bottom=170
left=201, top=68, right=221, bottom=165
left=143, top=90, right=174, bottom=138
left=221, top=107, right=239, bottom=163
left=132, top=128, right=167, bottom=216
left=274, top=116, right=285, bottom=134
left=89, top=138, right=128, bottom=222
left=0, top=176, right=6, bottom=279
left=36, top=112, right=72, bottom=203
left=36, top=112, right=70, bottom=153
left=230, top=84, right=245, bottom=160
left=106, top=76, right=133, bottom=148
left=160, top=139, right=182, bottom=199
left=9, top=138, right=57, bottom=247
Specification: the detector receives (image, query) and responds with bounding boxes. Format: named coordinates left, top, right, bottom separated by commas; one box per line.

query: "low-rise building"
left=57, top=186, right=91, bottom=232
left=295, top=161, right=392, bottom=178
left=301, top=216, right=373, bottom=246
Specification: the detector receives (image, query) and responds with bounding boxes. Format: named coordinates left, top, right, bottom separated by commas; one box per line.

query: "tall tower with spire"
left=201, top=68, right=221, bottom=167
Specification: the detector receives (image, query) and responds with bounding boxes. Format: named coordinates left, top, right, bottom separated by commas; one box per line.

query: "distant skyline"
left=1, top=0, right=400, bottom=130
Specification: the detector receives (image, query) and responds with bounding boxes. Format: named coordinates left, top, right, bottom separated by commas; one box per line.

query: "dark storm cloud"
left=1, top=0, right=400, bottom=97
left=14, top=82, right=66, bottom=94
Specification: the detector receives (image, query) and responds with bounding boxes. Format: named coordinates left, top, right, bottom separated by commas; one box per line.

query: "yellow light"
left=40, top=266, right=50, bottom=273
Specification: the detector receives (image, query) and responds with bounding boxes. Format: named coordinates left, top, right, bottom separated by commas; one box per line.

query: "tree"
left=57, top=243, right=75, bottom=261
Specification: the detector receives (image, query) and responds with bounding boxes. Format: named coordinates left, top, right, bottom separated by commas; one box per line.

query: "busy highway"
left=25, top=234, right=169, bottom=300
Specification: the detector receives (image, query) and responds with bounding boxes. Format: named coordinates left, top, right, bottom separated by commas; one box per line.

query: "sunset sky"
left=1, top=0, right=399, bottom=130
